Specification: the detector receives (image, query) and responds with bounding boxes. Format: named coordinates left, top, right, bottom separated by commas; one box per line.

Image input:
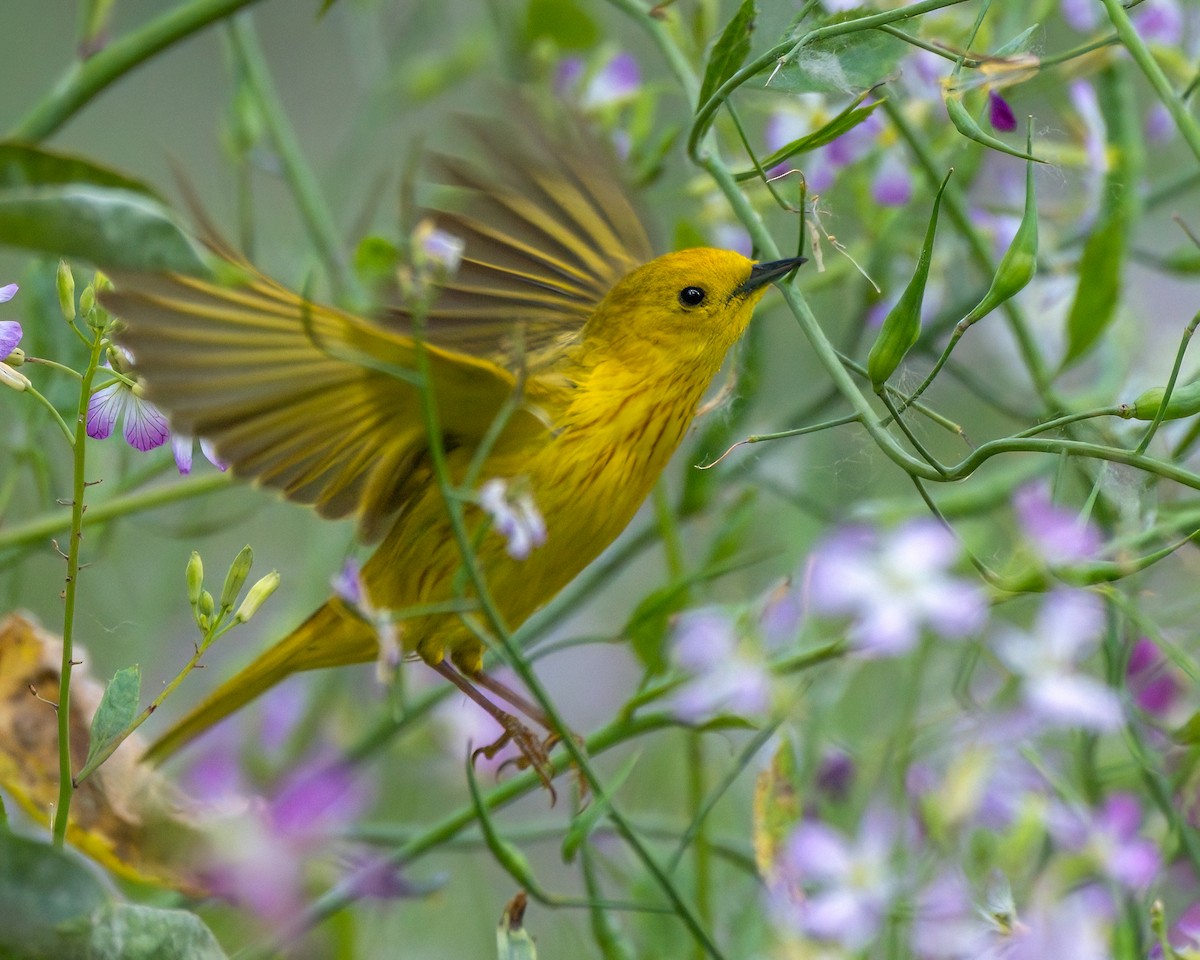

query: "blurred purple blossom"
left=1014, top=481, right=1102, bottom=565
left=1134, top=0, right=1184, bottom=45
left=910, top=872, right=996, bottom=959
left=435, top=669, right=522, bottom=773
left=903, top=48, right=952, bottom=103
left=1001, top=886, right=1113, bottom=960
left=994, top=590, right=1122, bottom=732
left=1061, top=0, right=1100, bottom=32
left=709, top=222, right=752, bottom=259
left=1146, top=102, right=1176, bottom=143
left=759, top=579, right=804, bottom=648
left=0, top=283, right=17, bottom=305
left=332, top=556, right=366, bottom=607
left=1126, top=638, right=1180, bottom=718
left=1070, top=80, right=1107, bottom=225
left=808, top=520, right=987, bottom=657
left=815, top=747, right=855, bottom=802
left=479, top=478, right=546, bottom=559
left=669, top=608, right=770, bottom=722
left=1049, top=793, right=1160, bottom=889
left=987, top=91, right=1017, bottom=132
left=774, top=809, right=899, bottom=950
left=1151, top=902, right=1200, bottom=958
left=872, top=151, right=913, bottom=206
left=556, top=52, right=640, bottom=109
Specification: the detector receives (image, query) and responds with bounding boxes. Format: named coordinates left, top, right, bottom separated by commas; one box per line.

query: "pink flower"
left=1014, top=481, right=1102, bottom=565
left=86, top=377, right=169, bottom=452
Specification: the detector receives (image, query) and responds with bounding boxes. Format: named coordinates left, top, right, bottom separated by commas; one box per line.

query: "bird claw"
left=474, top=713, right=558, bottom=803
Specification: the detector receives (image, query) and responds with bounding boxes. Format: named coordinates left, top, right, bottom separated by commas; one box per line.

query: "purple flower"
left=774, top=809, right=898, bottom=950
left=808, top=520, right=987, bottom=657
left=1126, top=638, right=1179, bottom=718
left=0, top=319, right=20, bottom=360
left=669, top=609, right=770, bottom=722
left=557, top=52, right=641, bottom=109
left=171, top=434, right=227, bottom=474
left=87, top=377, right=169, bottom=452
left=903, top=48, right=952, bottom=103
left=758, top=580, right=803, bottom=648
left=0, top=286, right=30, bottom=392
left=1014, top=481, right=1102, bottom=565
left=1152, top=902, right=1200, bottom=958
left=478, top=478, right=546, bottom=560
left=987, top=91, right=1018, bottom=132
left=709, top=222, right=752, bottom=259
left=994, top=589, right=1122, bottom=732
left=910, top=872, right=996, bottom=959
left=1049, top=793, right=1160, bottom=889
left=331, top=556, right=365, bottom=608
left=871, top=151, right=913, bottom=206
left=270, top=756, right=371, bottom=839
left=1002, top=887, right=1113, bottom=960
left=1146, top=101, right=1176, bottom=143
left=1134, top=0, right=1183, bottom=45
left=1061, top=0, right=1100, bottom=32
left=815, top=747, right=855, bottom=801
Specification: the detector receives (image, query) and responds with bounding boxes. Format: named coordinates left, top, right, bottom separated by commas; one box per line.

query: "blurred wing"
left=107, top=267, right=543, bottom=541
left=384, top=118, right=654, bottom=368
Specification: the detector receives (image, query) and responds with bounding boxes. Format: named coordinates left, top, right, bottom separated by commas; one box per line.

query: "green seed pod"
left=186, top=551, right=204, bottom=608
left=56, top=261, right=75, bottom=322
left=960, top=123, right=1039, bottom=329
left=234, top=570, right=280, bottom=624
left=1128, top=381, right=1200, bottom=421
left=942, top=91, right=1042, bottom=163
left=867, top=170, right=952, bottom=391
left=219, top=544, right=254, bottom=611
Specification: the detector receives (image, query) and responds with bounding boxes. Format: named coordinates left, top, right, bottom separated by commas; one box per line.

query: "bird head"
left=586, top=248, right=804, bottom=367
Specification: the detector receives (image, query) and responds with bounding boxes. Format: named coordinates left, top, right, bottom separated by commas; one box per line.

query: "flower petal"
left=172, top=434, right=193, bottom=474
left=123, top=395, right=170, bottom=451
left=0, top=283, right=17, bottom=304
left=0, top=321, right=21, bottom=360
left=86, top=383, right=126, bottom=440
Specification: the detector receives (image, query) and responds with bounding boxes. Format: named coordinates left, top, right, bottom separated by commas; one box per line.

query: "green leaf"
left=60, top=903, right=227, bottom=960
left=0, top=829, right=109, bottom=958
left=524, top=0, right=597, bottom=51
left=0, top=143, right=162, bottom=199
left=561, top=753, right=640, bottom=863
left=83, top=665, right=141, bottom=774
left=766, top=27, right=906, bottom=94
left=625, top=581, right=693, bottom=675
left=1061, top=208, right=1127, bottom=368
left=734, top=92, right=882, bottom=181
left=697, top=0, right=757, bottom=109
left=0, top=186, right=206, bottom=274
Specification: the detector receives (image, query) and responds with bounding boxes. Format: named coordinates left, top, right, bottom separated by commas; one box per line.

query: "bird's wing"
left=382, top=118, right=654, bottom=369
left=107, top=266, right=546, bottom=542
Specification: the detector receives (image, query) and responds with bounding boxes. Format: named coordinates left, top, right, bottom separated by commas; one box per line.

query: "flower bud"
left=1128, top=381, right=1200, bottom=421
left=867, top=170, right=951, bottom=390
left=0, top=364, right=30, bottom=391
left=57, top=261, right=75, bottom=322
left=199, top=589, right=215, bottom=618
left=959, top=125, right=1038, bottom=329
left=234, top=571, right=280, bottom=623
left=5, top=348, right=24, bottom=367
left=186, top=551, right=204, bottom=608
left=78, top=285, right=95, bottom=317
left=219, top=544, right=254, bottom=611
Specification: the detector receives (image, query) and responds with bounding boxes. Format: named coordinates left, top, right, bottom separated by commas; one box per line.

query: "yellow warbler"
left=106, top=127, right=802, bottom=766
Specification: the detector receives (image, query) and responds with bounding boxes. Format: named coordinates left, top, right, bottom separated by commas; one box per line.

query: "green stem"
left=0, top=471, right=232, bottom=554
left=687, top=733, right=711, bottom=954
left=51, top=327, right=106, bottom=845
left=227, top=15, right=358, bottom=303
left=22, top=384, right=75, bottom=445
left=10, top=0, right=266, bottom=140
left=1100, top=0, right=1200, bottom=164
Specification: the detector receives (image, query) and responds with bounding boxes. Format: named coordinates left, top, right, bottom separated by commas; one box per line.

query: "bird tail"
left=142, top=600, right=378, bottom=765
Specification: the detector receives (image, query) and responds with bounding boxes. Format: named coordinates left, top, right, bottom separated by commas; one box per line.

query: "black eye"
left=678, top=286, right=706, bottom=307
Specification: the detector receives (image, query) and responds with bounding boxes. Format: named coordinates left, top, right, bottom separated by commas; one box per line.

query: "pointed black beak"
left=734, top=256, right=807, bottom=297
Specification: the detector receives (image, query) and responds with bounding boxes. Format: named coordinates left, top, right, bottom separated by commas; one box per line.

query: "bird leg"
left=469, top=669, right=588, bottom=800
left=431, top=660, right=555, bottom=794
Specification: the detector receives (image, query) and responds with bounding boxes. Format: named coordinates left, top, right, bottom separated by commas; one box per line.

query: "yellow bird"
left=107, top=123, right=802, bottom=769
